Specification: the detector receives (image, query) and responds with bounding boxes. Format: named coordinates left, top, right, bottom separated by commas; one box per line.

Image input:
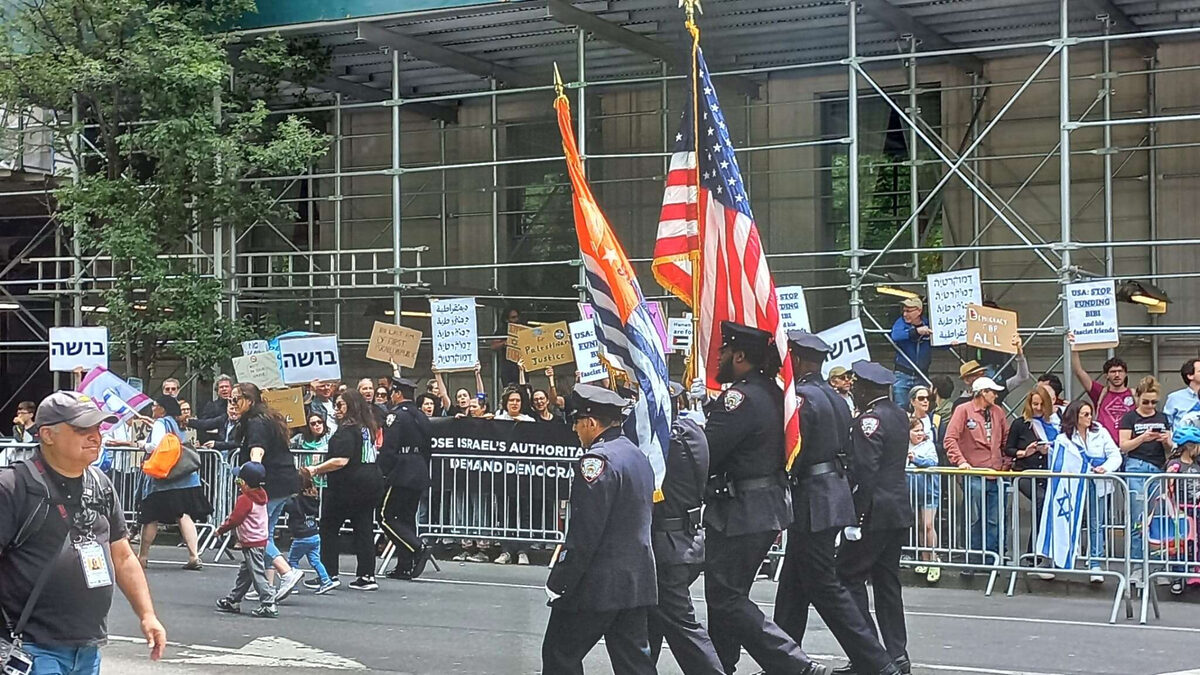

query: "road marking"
left=112, top=635, right=365, bottom=670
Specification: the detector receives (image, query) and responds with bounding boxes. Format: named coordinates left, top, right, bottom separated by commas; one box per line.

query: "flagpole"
left=682, top=0, right=704, bottom=388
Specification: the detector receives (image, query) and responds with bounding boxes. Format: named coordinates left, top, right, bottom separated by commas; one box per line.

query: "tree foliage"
left=0, top=0, right=329, bottom=376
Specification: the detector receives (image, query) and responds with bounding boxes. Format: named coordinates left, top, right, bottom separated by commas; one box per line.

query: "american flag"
left=652, top=48, right=801, bottom=468
left=555, top=92, right=671, bottom=496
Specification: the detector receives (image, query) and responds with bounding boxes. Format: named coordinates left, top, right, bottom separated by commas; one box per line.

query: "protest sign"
left=518, top=321, right=575, bottom=369
left=776, top=286, right=811, bottom=332
left=241, top=340, right=268, bottom=356
left=262, top=387, right=306, bottom=428
left=966, top=304, right=1019, bottom=354
left=278, top=334, right=341, bottom=384
left=644, top=301, right=670, bottom=353
left=505, top=323, right=528, bottom=364
left=78, top=366, right=152, bottom=427
left=430, top=417, right=584, bottom=483
left=569, top=320, right=608, bottom=383
left=817, top=318, right=871, bottom=379
left=927, top=268, right=982, bottom=346
left=233, top=353, right=286, bottom=390
left=49, top=326, right=108, bottom=372
left=365, top=321, right=422, bottom=368
left=1066, top=280, right=1119, bottom=351
left=667, top=317, right=693, bottom=353
left=431, top=298, right=479, bottom=371
left=127, top=377, right=144, bottom=393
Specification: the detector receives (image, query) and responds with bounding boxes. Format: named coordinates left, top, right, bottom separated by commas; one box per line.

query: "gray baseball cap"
left=33, top=391, right=119, bottom=432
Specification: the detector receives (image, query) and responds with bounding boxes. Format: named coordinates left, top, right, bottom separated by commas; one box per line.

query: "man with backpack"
left=0, top=391, right=166, bottom=674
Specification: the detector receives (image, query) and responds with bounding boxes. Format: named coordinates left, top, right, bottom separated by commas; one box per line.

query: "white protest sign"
left=278, top=334, right=341, bottom=384
left=927, top=268, right=982, bottom=346
left=233, top=353, right=286, bottom=390
left=817, top=318, right=871, bottom=379
left=569, top=320, right=608, bottom=384
left=775, top=286, right=811, bottom=332
left=49, top=326, right=109, bottom=372
left=1066, top=280, right=1120, bottom=350
left=430, top=297, right=479, bottom=372
left=667, top=317, right=693, bottom=353
left=241, top=340, right=269, bottom=356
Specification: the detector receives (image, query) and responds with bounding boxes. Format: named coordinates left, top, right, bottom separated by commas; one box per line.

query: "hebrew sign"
left=430, top=297, right=479, bottom=372
left=49, top=326, right=109, bottom=372
left=278, top=334, right=342, bottom=384
left=817, top=318, right=871, bottom=379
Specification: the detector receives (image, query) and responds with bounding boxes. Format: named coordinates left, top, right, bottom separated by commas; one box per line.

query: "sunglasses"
left=335, top=401, right=347, bottom=409
left=1140, top=399, right=1158, bottom=405
left=309, top=420, right=325, bottom=426
left=230, top=396, right=244, bottom=404
left=915, top=395, right=929, bottom=401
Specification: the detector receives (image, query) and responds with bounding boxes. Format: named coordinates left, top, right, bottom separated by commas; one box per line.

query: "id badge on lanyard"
left=76, top=540, right=112, bottom=589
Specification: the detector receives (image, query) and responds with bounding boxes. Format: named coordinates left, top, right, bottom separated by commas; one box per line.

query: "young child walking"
left=287, top=469, right=338, bottom=594
left=215, top=462, right=278, bottom=618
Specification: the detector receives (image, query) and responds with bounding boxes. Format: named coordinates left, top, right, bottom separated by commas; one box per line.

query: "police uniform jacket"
left=652, top=418, right=708, bottom=566
left=547, top=427, right=658, bottom=612
left=791, top=374, right=856, bottom=532
left=377, top=400, right=432, bottom=491
left=848, top=397, right=914, bottom=531
left=703, top=371, right=793, bottom=536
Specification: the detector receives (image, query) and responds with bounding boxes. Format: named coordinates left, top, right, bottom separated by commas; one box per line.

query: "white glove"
left=843, top=526, right=862, bottom=542
left=689, top=377, right=707, bottom=402
left=545, top=586, right=562, bottom=604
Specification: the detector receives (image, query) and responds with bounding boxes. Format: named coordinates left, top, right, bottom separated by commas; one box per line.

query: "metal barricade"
left=1140, top=472, right=1200, bottom=623
left=0, top=441, right=38, bottom=466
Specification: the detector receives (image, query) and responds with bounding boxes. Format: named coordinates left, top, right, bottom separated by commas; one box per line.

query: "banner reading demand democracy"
left=429, top=417, right=584, bottom=481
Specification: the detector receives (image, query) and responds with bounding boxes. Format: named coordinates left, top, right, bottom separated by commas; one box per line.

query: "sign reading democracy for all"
left=927, top=268, right=982, bottom=346
left=817, top=318, right=871, bottom=379
left=49, top=326, right=109, bottom=372
left=429, top=417, right=584, bottom=481
left=966, top=304, right=1019, bottom=354
left=1067, top=280, right=1119, bottom=351
left=278, top=334, right=341, bottom=384
left=365, top=321, right=422, bottom=368
left=776, top=286, right=811, bottom=332
left=430, top=297, right=479, bottom=371
left=518, top=321, right=575, bottom=369
left=569, top=319, right=608, bottom=383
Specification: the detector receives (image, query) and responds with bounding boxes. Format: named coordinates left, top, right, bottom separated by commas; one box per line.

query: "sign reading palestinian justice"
left=667, top=317, right=693, bottom=353
left=49, top=326, right=109, bottom=372
left=232, top=353, right=286, bottom=390
left=430, top=298, right=479, bottom=372
left=1066, top=280, right=1119, bottom=351
left=927, top=268, right=982, bottom=346
left=775, top=286, right=811, bottom=332
left=569, top=319, right=608, bottom=383
left=277, top=334, right=341, bottom=384
left=817, top=318, right=871, bottom=379
left=365, top=321, right=422, bottom=368
left=518, top=321, right=575, bottom=369
left=262, top=387, right=306, bottom=429
left=966, top=304, right=1019, bottom=355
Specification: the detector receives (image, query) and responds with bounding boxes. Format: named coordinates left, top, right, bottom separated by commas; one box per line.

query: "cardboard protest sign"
left=776, top=286, right=811, bottom=332
left=365, top=321, right=422, bottom=368
left=966, top=304, right=1019, bottom=354
left=927, top=268, right=982, bottom=346
left=262, top=387, right=306, bottom=428
left=49, top=326, right=109, bottom=372
left=430, top=298, right=479, bottom=371
left=505, top=323, right=528, bottom=364
left=667, top=317, right=693, bottom=354
left=817, top=318, right=871, bottom=379
left=233, top=353, right=286, bottom=390
left=519, top=321, right=575, bottom=369
left=278, top=334, right=341, bottom=384
left=1066, top=280, right=1119, bottom=351
left=569, top=320, right=608, bottom=383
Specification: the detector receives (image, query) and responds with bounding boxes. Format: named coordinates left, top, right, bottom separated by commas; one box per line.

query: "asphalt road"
left=99, top=547, right=1200, bottom=675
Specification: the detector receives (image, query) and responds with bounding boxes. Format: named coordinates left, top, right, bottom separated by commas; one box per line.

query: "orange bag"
left=141, top=433, right=183, bottom=479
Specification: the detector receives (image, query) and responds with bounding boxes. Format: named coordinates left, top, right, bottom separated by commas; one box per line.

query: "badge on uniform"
left=724, top=389, right=744, bottom=411
left=385, top=414, right=396, bottom=426
left=796, top=395, right=805, bottom=408
left=580, top=457, right=606, bottom=483
left=966, top=419, right=978, bottom=430
left=76, top=541, right=112, bottom=589
left=860, top=416, right=879, bottom=437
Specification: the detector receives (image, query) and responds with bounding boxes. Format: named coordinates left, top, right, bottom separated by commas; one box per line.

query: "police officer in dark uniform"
left=776, top=333, right=900, bottom=675
left=834, top=361, right=914, bottom=675
left=647, top=382, right=723, bottom=675
left=377, top=376, right=433, bottom=580
left=542, top=384, right=657, bottom=675
left=703, top=321, right=829, bottom=675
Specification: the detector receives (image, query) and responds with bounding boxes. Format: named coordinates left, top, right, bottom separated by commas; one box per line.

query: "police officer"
left=834, top=361, right=914, bottom=675
left=703, top=321, right=829, bottom=675
left=377, top=376, right=433, bottom=580
left=647, top=382, right=723, bottom=675
left=776, top=333, right=900, bottom=675
left=542, top=384, right=657, bottom=675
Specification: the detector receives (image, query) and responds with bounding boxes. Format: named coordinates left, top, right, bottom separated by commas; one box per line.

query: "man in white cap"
left=0, top=391, right=166, bottom=673
left=943, top=377, right=1013, bottom=566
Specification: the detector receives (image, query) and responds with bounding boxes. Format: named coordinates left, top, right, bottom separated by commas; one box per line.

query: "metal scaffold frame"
left=1, top=0, right=1197, bottom=404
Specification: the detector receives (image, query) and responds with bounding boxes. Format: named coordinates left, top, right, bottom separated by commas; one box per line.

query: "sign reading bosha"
left=518, top=321, right=575, bottom=369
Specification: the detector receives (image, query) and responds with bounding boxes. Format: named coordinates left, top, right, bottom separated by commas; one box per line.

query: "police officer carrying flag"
left=702, top=321, right=829, bottom=675
left=377, top=376, right=433, bottom=581
left=776, top=332, right=900, bottom=675
left=542, top=384, right=657, bottom=674
left=834, top=361, right=914, bottom=675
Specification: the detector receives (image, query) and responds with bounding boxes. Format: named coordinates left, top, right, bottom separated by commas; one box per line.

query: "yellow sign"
left=518, top=321, right=576, bottom=369
left=506, top=323, right=528, bottom=363
left=365, top=321, right=422, bottom=368
left=965, top=304, right=1019, bottom=355
left=262, top=387, right=307, bottom=429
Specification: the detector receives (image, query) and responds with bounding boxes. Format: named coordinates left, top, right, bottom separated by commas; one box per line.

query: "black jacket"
left=1004, top=417, right=1050, bottom=472
left=284, top=493, right=320, bottom=539
left=547, top=427, right=657, bottom=612
left=652, top=418, right=708, bottom=566
left=791, top=373, right=856, bottom=532
left=378, top=401, right=432, bottom=491
left=849, top=397, right=914, bottom=531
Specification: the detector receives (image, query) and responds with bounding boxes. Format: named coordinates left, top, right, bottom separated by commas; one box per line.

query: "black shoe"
left=386, top=566, right=412, bottom=580
left=831, top=665, right=856, bottom=675
left=893, top=655, right=912, bottom=674
left=802, top=663, right=832, bottom=675
left=410, top=547, right=431, bottom=580
left=303, top=577, right=323, bottom=590
left=878, top=664, right=902, bottom=675
left=349, top=576, right=378, bottom=591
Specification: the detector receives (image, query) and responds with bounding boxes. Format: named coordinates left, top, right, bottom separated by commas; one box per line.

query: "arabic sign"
left=927, top=268, right=981, bottom=346
left=431, top=298, right=479, bottom=372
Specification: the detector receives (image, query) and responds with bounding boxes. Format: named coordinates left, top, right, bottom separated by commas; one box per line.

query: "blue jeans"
left=1123, top=456, right=1160, bottom=563
left=964, top=475, right=1006, bottom=564
left=893, top=370, right=918, bottom=407
left=23, top=644, right=101, bottom=675
left=265, top=496, right=291, bottom=563
left=287, top=534, right=332, bottom=584
left=1086, top=482, right=1110, bottom=570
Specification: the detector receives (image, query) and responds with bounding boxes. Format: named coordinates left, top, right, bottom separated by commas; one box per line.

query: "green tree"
left=0, top=0, right=329, bottom=377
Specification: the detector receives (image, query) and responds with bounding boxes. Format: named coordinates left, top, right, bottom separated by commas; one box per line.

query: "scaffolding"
left=1, top=0, right=1198, bottom=406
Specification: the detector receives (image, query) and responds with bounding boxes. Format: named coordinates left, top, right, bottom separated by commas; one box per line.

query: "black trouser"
left=380, top=485, right=423, bottom=569
left=1017, top=476, right=1049, bottom=559
left=776, top=526, right=892, bottom=674
left=542, top=605, right=656, bottom=675
left=837, top=528, right=909, bottom=663
left=320, top=492, right=377, bottom=579
left=704, top=528, right=815, bottom=674
left=648, top=562, right=724, bottom=675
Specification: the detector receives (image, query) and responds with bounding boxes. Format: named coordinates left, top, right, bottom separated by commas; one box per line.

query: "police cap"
left=720, top=321, right=773, bottom=364
left=786, top=330, right=831, bottom=354
left=390, top=375, right=418, bottom=393
left=569, top=383, right=630, bottom=419
left=851, top=360, right=895, bottom=386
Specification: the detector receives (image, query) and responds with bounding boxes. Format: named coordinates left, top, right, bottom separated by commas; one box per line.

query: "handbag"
left=141, top=431, right=182, bottom=479
left=164, top=443, right=202, bottom=482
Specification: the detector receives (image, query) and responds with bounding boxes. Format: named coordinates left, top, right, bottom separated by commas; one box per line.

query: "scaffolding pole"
left=1058, top=0, right=1074, bottom=399
left=847, top=0, right=861, bottom=319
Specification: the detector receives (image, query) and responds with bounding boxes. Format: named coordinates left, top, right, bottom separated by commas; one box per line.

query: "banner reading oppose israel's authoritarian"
left=429, top=417, right=584, bottom=481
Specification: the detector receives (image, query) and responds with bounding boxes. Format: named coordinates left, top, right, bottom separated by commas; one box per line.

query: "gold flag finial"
left=679, top=0, right=703, bottom=21
left=553, top=62, right=564, bottom=99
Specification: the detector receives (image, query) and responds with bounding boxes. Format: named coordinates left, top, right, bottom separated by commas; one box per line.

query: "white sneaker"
left=1129, top=570, right=1144, bottom=588
left=1089, top=570, right=1105, bottom=584
left=245, top=589, right=259, bottom=600
left=517, top=552, right=530, bottom=565
left=277, top=569, right=305, bottom=601
left=494, top=552, right=512, bottom=565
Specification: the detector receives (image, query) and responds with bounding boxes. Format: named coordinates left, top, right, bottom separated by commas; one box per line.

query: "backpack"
left=1, top=458, right=115, bottom=554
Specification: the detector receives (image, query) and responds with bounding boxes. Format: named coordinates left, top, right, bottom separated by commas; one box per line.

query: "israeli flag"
left=1036, top=437, right=1089, bottom=568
